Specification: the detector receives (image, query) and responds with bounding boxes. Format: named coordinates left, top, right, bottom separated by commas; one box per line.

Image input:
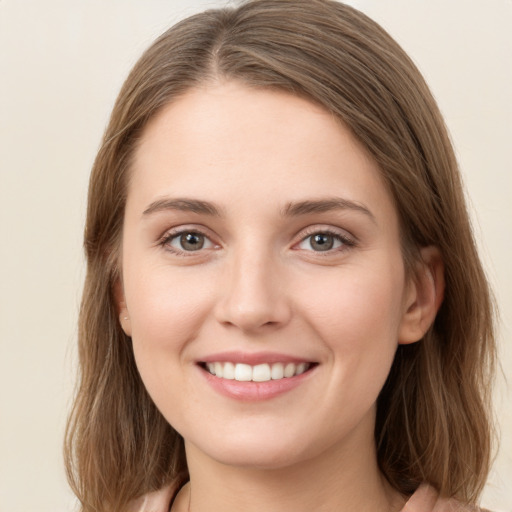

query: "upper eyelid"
left=157, top=224, right=356, bottom=247
left=159, top=224, right=215, bottom=241
left=159, top=229, right=218, bottom=258
left=158, top=226, right=218, bottom=253
left=292, top=226, right=357, bottom=254
left=295, top=224, right=356, bottom=241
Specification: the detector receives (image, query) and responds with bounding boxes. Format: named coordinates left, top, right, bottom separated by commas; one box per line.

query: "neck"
left=177, top=414, right=404, bottom=512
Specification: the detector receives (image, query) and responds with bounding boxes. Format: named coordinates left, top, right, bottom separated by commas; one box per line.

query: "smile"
left=204, top=362, right=312, bottom=382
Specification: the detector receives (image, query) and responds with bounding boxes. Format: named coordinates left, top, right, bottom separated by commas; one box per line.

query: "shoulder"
left=401, top=484, right=493, bottom=512
left=130, top=482, right=495, bottom=512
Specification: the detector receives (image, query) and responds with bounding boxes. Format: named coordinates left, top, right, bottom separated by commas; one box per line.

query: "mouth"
left=199, top=361, right=317, bottom=382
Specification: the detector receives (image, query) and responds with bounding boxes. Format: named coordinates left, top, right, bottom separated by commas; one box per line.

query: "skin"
left=118, top=81, right=443, bottom=512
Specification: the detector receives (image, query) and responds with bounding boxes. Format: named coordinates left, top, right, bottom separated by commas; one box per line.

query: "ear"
left=114, top=279, right=132, bottom=337
left=398, top=246, right=445, bottom=344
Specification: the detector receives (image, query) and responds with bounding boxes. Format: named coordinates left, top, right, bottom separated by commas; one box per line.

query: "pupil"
left=311, top=234, right=333, bottom=251
left=181, top=233, right=204, bottom=251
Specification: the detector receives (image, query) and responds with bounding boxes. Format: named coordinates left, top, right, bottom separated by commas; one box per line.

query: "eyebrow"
left=142, top=198, right=222, bottom=217
left=282, top=197, right=376, bottom=223
left=142, top=196, right=376, bottom=223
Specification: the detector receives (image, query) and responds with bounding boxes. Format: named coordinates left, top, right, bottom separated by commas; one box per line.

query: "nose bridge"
left=215, top=237, right=290, bottom=331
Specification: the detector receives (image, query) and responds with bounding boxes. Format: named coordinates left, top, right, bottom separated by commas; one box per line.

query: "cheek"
left=295, top=264, right=405, bottom=432
left=294, top=260, right=405, bottom=394
left=124, top=266, right=219, bottom=427
left=299, top=263, right=405, bottom=339
left=124, top=263, right=216, bottom=369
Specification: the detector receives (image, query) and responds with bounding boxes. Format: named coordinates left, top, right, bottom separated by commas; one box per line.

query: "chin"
left=210, top=446, right=305, bottom=470
left=184, top=426, right=327, bottom=471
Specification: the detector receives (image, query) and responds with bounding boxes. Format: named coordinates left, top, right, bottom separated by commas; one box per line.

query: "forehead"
left=128, top=81, right=396, bottom=224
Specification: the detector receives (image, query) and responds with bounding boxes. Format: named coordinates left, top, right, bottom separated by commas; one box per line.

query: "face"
left=118, top=81, right=421, bottom=470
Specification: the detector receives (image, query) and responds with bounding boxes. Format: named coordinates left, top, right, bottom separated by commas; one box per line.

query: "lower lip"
left=199, top=366, right=315, bottom=401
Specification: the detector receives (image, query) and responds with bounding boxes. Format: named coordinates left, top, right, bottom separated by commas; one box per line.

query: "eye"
left=164, top=231, right=216, bottom=252
left=297, top=231, right=353, bottom=252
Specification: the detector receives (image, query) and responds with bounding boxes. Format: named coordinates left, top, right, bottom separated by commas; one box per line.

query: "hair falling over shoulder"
left=64, top=1, right=497, bottom=510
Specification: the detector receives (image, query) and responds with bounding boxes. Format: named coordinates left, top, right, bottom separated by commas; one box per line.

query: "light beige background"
left=0, top=1, right=510, bottom=511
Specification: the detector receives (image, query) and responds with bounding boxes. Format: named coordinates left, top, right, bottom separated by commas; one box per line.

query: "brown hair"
left=65, top=1, right=496, bottom=510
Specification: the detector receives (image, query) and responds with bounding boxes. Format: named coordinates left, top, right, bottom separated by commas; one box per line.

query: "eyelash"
left=158, top=227, right=356, bottom=257
left=158, top=227, right=215, bottom=257
left=295, top=227, right=356, bottom=255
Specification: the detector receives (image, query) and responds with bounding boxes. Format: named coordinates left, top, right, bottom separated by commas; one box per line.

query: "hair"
left=64, top=1, right=496, bottom=510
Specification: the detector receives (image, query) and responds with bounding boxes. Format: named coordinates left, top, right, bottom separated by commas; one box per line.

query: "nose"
left=214, top=248, right=292, bottom=333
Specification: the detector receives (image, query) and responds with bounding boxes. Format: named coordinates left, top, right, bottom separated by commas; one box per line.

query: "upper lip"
left=199, top=351, right=315, bottom=365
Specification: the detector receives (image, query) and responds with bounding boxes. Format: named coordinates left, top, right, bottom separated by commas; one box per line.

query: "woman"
left=65, top=1, right=496, bottom=511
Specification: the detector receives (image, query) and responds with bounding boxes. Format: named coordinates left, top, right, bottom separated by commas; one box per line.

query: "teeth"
left=284, top=362, right=296, bottom=378
left=205, top=362, right=311, bottom=381
left=214, top=362, right=223, bottom=378
left=296, top=362, right=307, bottom=375
left=234, top=363, right=252, bottom=381
left=252, top=363, right=271, bottom=382
left=271, top=362, right=284, bottom=380
left=223, top=362, right=235, bottom=380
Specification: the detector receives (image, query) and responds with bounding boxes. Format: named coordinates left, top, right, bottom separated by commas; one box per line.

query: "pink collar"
left=130, top=482, right=487, bottom=512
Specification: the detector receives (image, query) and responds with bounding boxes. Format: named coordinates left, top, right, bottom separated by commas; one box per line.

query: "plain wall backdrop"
left=0, top=1, right=510, bottom=511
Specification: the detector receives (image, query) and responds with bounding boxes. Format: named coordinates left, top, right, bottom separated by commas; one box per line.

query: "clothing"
left=129, top=482, right=491, bottom=512
left=401, top=484, right=489, bottom=511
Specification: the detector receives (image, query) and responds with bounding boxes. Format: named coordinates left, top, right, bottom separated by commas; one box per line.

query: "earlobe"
left=398, top=246, right=445, bottom=345
left=114, top=279, right=132, bottom=337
